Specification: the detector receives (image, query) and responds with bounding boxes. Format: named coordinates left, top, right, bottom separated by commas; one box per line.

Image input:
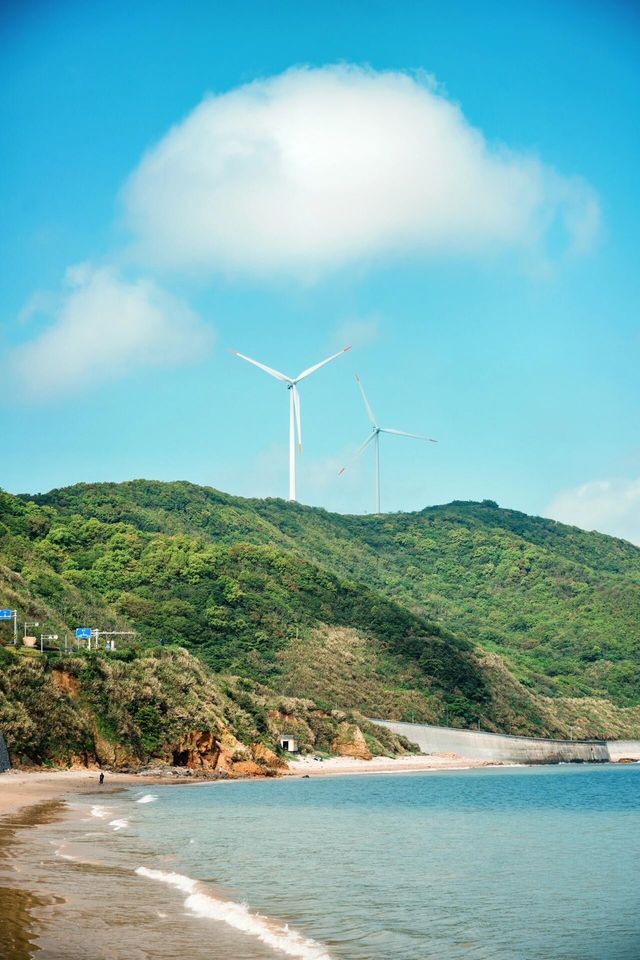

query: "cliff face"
left=0, top=648, right=415, bottom=771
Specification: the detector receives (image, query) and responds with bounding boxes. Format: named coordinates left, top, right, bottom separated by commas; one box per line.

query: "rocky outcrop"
left=252, top=742, right=288, bottom=770
left=170, top=730, right=222, bottom=770
left=167, top=729, right=239, bottom=771
left=51, top=670, right=80, bottom=698
left=331, top=723, right=372, bottom=760
left=166, top=731, right=287, bottom=777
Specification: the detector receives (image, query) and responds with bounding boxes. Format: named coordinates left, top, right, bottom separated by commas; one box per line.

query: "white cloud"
left=123, top=64, right=599, bottom=278
left=11, top=264, right=212, bottom=398
left=546, top=477, right=640, bottom=546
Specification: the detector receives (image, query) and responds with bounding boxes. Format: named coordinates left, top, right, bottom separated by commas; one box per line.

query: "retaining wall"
left=371, top=719, right=610, bottom=763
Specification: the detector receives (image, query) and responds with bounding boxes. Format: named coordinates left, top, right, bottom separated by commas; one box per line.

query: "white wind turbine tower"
left=232, top=346, right=351, bottom=502
left=339, top=375, right=437, bottom=514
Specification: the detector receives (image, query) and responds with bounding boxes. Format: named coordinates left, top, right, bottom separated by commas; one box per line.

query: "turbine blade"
left=338, top=431, right=376, bottom=476
left=380, top=428, right=438, bottom=442
left=355, top=374, right=378, bottom=427
left=295, top=345, right=351, bottom=383
left=292, top=385, right=302, bottom=451
left=230, top=349, right=292, bottom=383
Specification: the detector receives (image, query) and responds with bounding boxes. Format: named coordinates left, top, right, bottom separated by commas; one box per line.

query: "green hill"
left=1, top=480, right=639, bottom=745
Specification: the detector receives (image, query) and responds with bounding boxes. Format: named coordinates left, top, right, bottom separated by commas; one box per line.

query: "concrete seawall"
left=607, top=740, right=640, bottom=761
left=371, top=719, right=611, bottom=763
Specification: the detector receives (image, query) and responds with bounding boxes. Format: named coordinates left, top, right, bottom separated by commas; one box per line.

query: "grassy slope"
left=0, top=645, right=410, bottom=766
left=4, top=480, right=639, bottom=737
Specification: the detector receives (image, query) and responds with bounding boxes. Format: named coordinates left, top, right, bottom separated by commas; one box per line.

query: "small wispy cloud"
left=333, top=316, right=381, bottom=350
left=16, top=290, right=57, bottom=326
left=10, top=264, right=213, bottom=399
left=546, top=477, right=640, bottom=546
left=123, top=64, right=600, bottom=278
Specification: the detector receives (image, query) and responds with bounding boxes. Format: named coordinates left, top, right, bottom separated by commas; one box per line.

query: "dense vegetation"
left=0, top=644, right=408, bottom=767
left=1, top=480, right=639, bottom=745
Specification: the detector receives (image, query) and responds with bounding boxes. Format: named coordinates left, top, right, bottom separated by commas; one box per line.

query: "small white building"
left=279, top=734, right=299, bottom=753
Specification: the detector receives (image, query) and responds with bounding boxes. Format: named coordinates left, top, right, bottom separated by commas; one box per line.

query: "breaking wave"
left=135, top=867, right=332, bottom=960
left=136, top=794, right=158, bottom=804
left=109, top=818, right=129, bottom=832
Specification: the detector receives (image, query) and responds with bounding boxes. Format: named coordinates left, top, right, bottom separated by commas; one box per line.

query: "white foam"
left=136, top=794, right=158, bottom=804
left=135, top=867, right=332, bottom=960
left=90, top=805, right=110, bottom=819
left=109, top=818, right=129, bottom=832
left=52, top=841, right=76, bottom=862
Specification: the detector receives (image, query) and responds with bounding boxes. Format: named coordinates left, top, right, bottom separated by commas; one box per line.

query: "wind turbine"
left=339, top=375, right=437, bottom=514
left=232, top=345, right=351, bottom=502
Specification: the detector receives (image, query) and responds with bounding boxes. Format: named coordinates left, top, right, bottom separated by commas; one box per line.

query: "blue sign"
left=75, top=627, right=92, bottom=639
left=0, top=609, right=13, bottom=620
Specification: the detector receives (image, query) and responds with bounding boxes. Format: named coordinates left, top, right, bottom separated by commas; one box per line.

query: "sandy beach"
left=0, top=769, right=161, bottom=819
left=286, top=752, right=503, bottom=777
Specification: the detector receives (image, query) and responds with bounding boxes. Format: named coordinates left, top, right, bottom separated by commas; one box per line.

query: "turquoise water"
left=122, top=765, right=639, bottom=960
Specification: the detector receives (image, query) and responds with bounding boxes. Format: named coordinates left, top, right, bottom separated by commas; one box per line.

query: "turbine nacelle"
left=232, top=345, right=351, bottom=501
left=339, top=374, right=437, bottom=513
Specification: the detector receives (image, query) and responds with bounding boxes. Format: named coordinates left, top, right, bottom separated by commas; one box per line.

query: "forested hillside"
left=1, top=481, right=639, bottom=741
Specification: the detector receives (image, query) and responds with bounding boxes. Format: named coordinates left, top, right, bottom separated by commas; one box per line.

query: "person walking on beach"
left=99, top=772, right=104, bottom=785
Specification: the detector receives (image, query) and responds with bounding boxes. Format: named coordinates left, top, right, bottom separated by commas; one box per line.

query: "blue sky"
left=1, top=0, right=638, bottom=541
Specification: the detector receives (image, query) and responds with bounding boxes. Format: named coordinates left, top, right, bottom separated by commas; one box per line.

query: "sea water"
left=15, top=765, right=640, bottom=959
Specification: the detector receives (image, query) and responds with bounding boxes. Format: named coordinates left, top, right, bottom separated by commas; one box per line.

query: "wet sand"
left=0, top=799, right=66, bottom=960
left=0, top=778, right=299, bottom=960
left=0, top=770, right=148, bottom=819
left=0, top=769, right=184, bottom=958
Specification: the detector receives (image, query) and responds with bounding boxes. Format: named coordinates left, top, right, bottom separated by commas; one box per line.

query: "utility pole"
left=40, top=633, right=58, bottom=653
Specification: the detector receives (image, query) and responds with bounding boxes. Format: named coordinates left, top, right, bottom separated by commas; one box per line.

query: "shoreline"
left=0, top=758, right=635, bottom=959
left=0, top=753, right=507, bottom=819
left=0, top=756, right=491, bottom=958
left=0, top=769, right=170, bottom=820
left=2, top=745, right=629, bottom=820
